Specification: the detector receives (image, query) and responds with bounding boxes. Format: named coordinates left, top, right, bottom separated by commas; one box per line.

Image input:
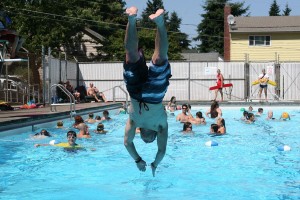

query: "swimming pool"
left=0, top=106, right=300, bottom=199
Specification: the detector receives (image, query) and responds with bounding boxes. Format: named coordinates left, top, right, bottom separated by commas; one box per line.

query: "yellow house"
left=226, top=16, right=300, bottom=62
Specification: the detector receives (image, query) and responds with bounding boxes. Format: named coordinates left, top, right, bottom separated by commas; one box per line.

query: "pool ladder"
left=112, top=85, right=129, bottom=112
left=50, top=84, right=76, bottom=117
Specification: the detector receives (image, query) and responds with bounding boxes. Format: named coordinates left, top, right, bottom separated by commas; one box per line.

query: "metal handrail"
left=50, top=84, right=76, bottom=116
left=112, top=85, right=129, bottom=111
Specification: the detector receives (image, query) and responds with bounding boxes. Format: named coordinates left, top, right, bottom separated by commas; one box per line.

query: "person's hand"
left=34, top=144, right=40, bottom=148
left=151, top=162, right=157, bottom=177
left=136, top=159, right=147, bottom=172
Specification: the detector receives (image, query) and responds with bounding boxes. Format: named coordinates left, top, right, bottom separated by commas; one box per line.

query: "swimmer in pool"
left=266, top=110, right=276, bottom=120
left=34, top=131, right=80, bottom=148
left=182, top=122, right=193, bottom=133
left=210, top=123, right=219, bottom=134
left=279, top=112, right=290, bottom=121
left=245, top=113, right=255, bottom=124
left=85, top=113, right=96, bottom=124
left=255, top=108, right=263, bottom=117
left=94, top=123, right=108, bottom=134
left=123, top=7, right=171, bottom=177
left=216, top=118, right=226, bottom=134
left=56, top=121, right=64, bottom=128
left=32, top=129, right=51, bottom=139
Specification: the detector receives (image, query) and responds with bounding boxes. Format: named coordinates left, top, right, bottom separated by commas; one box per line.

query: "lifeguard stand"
left=0, top=39, right=31, bottom=103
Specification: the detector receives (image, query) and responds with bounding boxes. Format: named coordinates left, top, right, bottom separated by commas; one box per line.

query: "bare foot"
left=126, top=6, right=138, bottom=17
left=149, top=9, right=165, bottom=25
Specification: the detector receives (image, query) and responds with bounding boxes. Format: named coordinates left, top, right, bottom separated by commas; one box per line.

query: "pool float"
left=205, top=140, right=218, bottom=147
left=49, top=140, right=82, bottom=148
left=252, top=79, right=277, bottom=86
left=277, top=145, right=291, bottom=151
left=209, top=83, right=233, bottom=90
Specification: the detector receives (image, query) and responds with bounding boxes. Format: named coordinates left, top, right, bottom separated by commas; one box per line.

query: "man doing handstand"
left=123, top=6, right=171, bottom=177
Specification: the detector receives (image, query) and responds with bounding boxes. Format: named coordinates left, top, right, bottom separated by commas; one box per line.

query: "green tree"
left=269, top=0, right=280, bottom=16
left=282, top=3, right=291, bottom=16
left=1, top=0, right=127, bottom=61
left=194, top=0, right=249, bottom=55
left=167, top=11, right=190, bottom=59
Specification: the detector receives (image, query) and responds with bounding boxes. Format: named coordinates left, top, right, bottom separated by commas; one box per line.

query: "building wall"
left=231, top=32, right=300, bottom=62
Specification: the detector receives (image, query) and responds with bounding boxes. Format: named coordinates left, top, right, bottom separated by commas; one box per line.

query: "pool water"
left=0, top=107, right=300, bottom=199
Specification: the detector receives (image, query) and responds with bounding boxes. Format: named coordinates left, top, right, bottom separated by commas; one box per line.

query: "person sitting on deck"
left=86, top=83, right=107, bottom=102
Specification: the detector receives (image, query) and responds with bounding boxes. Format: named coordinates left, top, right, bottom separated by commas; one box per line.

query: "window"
left=249, top=36, right=271, bottom=46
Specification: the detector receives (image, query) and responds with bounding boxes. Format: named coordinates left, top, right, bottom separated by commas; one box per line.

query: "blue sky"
left=124, top=0, right=300, bottom=47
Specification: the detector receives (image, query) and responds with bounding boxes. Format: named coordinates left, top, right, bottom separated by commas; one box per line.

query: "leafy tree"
left=269, top=0, right=280, bottom=16
left=1, top=0, right=127, bottom=61
left=194, top=0, right=249, bottom=55
left=167, top=12, right=190, bottom=59
left=282, top=3, right=291, bottom=16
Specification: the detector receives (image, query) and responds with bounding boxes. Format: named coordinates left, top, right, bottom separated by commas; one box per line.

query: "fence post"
left=244, top=62, right=250, bottom=101
left=275, top=63, right=280, bottom=99
left=188, top=61, right=191, bottom=102
left=59, top=51, right=61, bottom=82
left=48, top=47, right=51, bottom=104
left=42, top=46, right=46, bottom=106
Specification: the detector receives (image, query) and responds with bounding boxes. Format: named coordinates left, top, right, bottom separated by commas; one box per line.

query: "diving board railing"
left=50, top=83, right=76, bottom=116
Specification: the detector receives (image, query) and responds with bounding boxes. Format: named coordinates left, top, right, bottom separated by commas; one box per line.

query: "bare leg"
left=264, top=88, right=268, bottom=102
left=125, top=7, right=140, bottom=64
left=214, top=90, right=218, bottom=101
left=149, top=9, right=168, bottom=66
left=258, top=88, right=262, bottom=101
left=220, top=89, right=223, bottom=101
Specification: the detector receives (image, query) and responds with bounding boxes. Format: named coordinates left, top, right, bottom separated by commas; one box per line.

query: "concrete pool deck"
left=0, top=100, right=299, bottom=132
left=0, top=102, right=123, bottom=132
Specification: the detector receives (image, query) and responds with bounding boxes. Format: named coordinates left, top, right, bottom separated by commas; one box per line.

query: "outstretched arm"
left=151, top=124, right=168, bottom=177
left=124, top=119, right=146, bottom=172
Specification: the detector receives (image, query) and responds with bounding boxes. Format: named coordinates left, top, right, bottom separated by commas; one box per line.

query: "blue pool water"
left=0, top=107, right=300, bottom=199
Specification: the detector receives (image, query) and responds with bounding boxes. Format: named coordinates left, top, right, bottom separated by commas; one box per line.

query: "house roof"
left=84, top=27, right=106, bottom=41
left=230, top=16, right=300, bottom=33
left=181, top=52, right=221, bottom=62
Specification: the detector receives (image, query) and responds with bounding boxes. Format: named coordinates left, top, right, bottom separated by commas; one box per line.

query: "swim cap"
left=240, top=108, right=245, bottom=111
left=281, top=112, right=289, bottom=119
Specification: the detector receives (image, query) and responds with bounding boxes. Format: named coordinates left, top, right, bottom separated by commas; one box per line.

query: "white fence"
left=46, top=57, right=300, bottom=102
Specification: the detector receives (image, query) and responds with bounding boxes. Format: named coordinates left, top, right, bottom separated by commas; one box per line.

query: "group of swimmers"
left=34, top=110, right=113, bottom=148
left=167, top=96, right=291, bottom=136
left=167, top=97, right=226, bottom=135
left=241, top=106, right=291, bottom=123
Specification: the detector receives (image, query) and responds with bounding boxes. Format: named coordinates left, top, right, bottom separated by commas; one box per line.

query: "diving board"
left=1, top=58, right=28, bottom=62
